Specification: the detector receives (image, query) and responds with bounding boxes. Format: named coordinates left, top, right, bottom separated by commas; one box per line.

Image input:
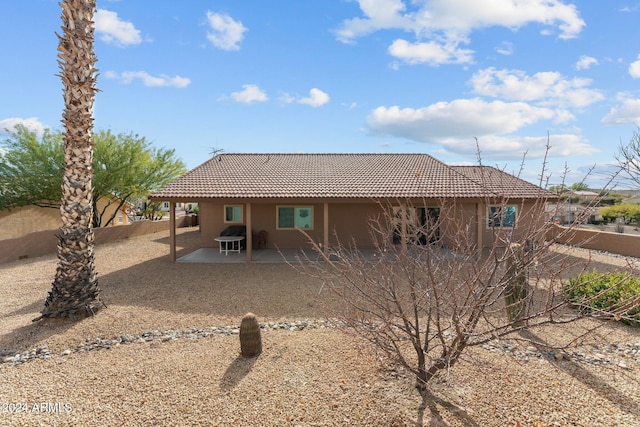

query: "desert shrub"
left=567, top=270, right=640, bottom=325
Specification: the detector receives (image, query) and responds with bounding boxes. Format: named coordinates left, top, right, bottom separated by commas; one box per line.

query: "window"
left=392, top=206, right=441, bottom=244
left=277, top=206, right=313, bottom=229
left=224, top=205, right=243, bottom=223
left=488, top=205, right=517, bottom=228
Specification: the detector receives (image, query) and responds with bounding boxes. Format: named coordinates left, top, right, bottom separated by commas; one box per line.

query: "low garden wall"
left=548, top=223, right=640, bottom=258
left=0, top=216, right=194, bottom=265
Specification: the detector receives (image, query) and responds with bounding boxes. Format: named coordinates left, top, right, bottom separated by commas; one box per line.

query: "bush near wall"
left=567, top=270, right=640, bottom=326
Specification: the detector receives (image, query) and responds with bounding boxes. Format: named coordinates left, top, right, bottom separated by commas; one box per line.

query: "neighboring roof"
left=572, top=190, right=599, bottom=197
left=150, top=153, right=552, bottom=201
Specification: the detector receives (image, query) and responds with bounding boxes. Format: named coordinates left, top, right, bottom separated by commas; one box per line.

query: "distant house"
left=96, top=196, right=133, bottom=226
left=150, top=153, right=554, bottom=262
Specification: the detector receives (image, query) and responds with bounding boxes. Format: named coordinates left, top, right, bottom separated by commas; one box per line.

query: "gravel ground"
left=1, top=228, right=639, bottom=426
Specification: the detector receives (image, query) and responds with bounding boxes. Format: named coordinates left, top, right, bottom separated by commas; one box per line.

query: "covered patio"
left=176, top=247, right=380, bottom=264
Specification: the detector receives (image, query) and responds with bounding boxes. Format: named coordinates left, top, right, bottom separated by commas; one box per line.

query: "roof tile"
left=150, top=154, right=552, bottom=200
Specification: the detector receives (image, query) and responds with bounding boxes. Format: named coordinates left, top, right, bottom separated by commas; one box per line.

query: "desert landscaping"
left=1, top=228, right=639, bottom=426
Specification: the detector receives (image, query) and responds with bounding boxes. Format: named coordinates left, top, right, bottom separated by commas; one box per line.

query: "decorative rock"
left=239, top=312, right=263, bottom=358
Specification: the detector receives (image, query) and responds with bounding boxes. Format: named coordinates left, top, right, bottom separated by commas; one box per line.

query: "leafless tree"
left=617, top=127, right=640, bottom=188
left=292, top=152, right=638, bottom=394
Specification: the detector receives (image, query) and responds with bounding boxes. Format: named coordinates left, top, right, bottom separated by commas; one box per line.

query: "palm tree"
left=37, top=0, right=103, bottom=320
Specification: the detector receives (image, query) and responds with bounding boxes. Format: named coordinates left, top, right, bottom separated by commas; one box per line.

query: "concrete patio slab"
left=177, top=248, right=382, bottom=264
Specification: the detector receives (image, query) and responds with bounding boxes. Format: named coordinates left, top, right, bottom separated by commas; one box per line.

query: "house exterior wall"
left=479, top=200, right=546, bottom=248
left=200, top=201, right=331, bottom=249
left=199, top=199, right=544, bottom=251
left=201, top=199, right=542, bottom=250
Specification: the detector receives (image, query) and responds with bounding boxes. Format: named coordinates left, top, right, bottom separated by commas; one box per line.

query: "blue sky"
left=2, top=1, right=640, bottom=188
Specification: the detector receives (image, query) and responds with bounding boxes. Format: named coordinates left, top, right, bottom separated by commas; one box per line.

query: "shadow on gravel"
left=520, top=329, right=640, bottom=419
left=0, top=317, right=75, bottom=355
left=89, top=230, right=332, bottom=319
left=417, top=389, right=480, bottom=427
left=219, top=355, right=258, bottom=392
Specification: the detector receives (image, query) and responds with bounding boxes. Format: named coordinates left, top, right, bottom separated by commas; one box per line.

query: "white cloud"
left=334, top=0, right=411, bottom=43
left=601, top=98, right=640, bottom=125
left=105, top=71, right=191, bottom=88
left=229, top=84, right=268, bottom=104
left=629, top=55, right=640, bottom=78
left=575, top=55, right=598, bottom=70
left=367, top=100, right=597, bottom=159
left=336, top=0, right=585, bottom=65
left=205, top=11, right=247, bottom=51
left=95, top=9, right=142, bottom=47
left=280, top=88, right=330, bottom=107
left=495, top=41, right=514, bottom=56
left=298, top=88, right=330, bottom=107
left=447, top=134, right=598, bottom=159
left=0, top=117, right=48, bottom=136
left=470, top=67, right=604, bottom=108
left=367, top=98, right=555, bottom=141
left=388, top=39, right=474, bottom=65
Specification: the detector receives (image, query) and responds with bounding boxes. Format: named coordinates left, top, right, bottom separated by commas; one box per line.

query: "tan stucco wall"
left=548, top=223, right=640, bottom=258
left=0, top=217, right=191, bottom=265
left=479, top=200, right=546, bottom=248
left=0, top=206, right=61, bottom=240
left=0, top=199, right=129, bottom=241
left=200, top=201, right=329, bottom=249
left=200, top=199, right=488, bottom=250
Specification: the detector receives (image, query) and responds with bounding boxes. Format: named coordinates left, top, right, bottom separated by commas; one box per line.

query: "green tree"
left=92, top=130, right=186, bottom=226
left=600, top=203, right=640, bottom=225
left=570, top=182, right=590, bottom=191
left=547, top=184, right=567, bottom=194
left=0, top=125, right=64, bottom=209
left=0, top=127, right=186, bottom=227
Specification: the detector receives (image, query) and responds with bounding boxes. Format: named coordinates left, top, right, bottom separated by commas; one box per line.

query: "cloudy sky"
left=2, top=1, right=640, bottom=187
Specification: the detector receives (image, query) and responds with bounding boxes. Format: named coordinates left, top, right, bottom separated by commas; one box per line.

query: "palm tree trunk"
left=38, top=0, right=103, bottom=320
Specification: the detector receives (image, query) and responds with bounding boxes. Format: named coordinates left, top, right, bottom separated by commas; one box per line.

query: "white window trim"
left=276, top=205, right=314, bottom=230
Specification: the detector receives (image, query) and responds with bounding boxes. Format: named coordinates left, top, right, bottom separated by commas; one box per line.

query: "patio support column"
left=169, top=201, right=176, bottom=262
left=323, top=202, right=329, bottom=256
left=400, top=203, right=408, bottom=255
left=476, top=202, right=483, bottom=257
left=246, top=202, right=252, bottom=263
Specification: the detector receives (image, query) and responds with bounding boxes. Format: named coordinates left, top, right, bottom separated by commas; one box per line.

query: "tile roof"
left=451, top=165, right=553, bottom=199
left=150, top=153, right=551, bottom=200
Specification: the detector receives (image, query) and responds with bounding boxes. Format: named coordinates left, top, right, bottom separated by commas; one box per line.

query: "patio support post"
left=476, top=202, right=483, bottom=258
left=246, top=202, right=252, bottom=263
left=323, top=202, right=329, bottom=256
left=169, top=201, right=176, bottom=262
left=400, top=202, right=408, bottom=255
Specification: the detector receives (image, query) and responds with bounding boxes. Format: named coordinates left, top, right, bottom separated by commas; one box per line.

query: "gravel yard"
left=1, top=228, right=639, bottom=426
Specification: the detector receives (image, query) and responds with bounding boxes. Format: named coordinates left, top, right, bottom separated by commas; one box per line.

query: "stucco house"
left=150, top=153, right=553, bottom=262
